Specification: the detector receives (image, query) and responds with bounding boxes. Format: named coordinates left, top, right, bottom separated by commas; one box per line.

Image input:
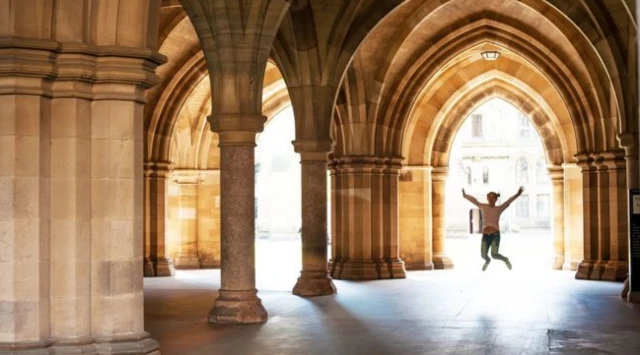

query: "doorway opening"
left=445, top=98, right=553, bottom=272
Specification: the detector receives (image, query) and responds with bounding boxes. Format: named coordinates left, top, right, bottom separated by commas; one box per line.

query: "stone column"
left=432, top=167, right=454, bottom=269
left=399, top=166, right=434, bottom=270
left=0, top=71, right=51, bottom=352
left=563, top=163, right=584, bottom=270
left=292, top=142, right=336, bottom=296
left=329, top=157, right=406, bottom=280
left=576, top=154, right=599, bottom=279
left=144, top=161, right=175, bottom=276
left=90, top=92, right=160, bottom=353
left=207, top=114, right=268, bottom=324
left=601, top=151, right=629, bottom=281
left=548, top=166, right=565, bottom=270
left=589, top=155, right=610, bottom=280
left=173, top=171, right=202, bottom=269
left=48, top=93, right=94, bottom=353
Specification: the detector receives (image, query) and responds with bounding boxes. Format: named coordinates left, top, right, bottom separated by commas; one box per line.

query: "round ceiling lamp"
left=481, top=50, right=501, bottom=61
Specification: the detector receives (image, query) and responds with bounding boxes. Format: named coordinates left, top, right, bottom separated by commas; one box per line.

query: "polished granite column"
left=208, top=114, right=267, bottom=324
left=292, top=142, right=336, bottom=296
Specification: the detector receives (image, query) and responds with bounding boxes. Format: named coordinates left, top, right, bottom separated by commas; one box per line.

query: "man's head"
left=486, top=191, right=500, bottom=205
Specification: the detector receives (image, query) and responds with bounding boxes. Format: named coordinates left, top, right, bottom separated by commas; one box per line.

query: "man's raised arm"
left=462, top=188, right=481, bottom=207
left=500, top=186, right=524, bottom=208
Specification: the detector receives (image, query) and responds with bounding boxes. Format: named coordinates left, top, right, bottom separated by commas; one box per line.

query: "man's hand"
left=462, top=188, right=466, bottom=197
left=517, top=186, right=525, bottom=195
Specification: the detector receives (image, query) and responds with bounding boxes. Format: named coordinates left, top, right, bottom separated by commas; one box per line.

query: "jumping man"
left=462, top=186, right=524, bottom=271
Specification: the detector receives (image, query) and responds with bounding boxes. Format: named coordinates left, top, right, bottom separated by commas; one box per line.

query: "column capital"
left=330, top=156, right=403, bottom=174
left=144, top=161, right=173, bottom=178
left=293, top=140, right=332, bottom=162
left=431, top=166, right=449, bottom=181
left=598, top=150, right=626, bottom=170
left=547, top=165, right=564, bottom=182
left=207, top=114, right=266, bottom=146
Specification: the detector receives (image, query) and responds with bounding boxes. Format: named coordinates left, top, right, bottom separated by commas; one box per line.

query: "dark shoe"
left=482, top=261, right=490, bottom=271
left=505, top=259, right=512, bottom=270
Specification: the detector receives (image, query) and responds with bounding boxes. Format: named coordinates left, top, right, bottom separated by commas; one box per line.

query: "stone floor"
left=145, top=265, right=640, bottom=354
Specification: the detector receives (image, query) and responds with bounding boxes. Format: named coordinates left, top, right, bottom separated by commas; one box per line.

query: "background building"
left=446, top=98, right=551, bottom=233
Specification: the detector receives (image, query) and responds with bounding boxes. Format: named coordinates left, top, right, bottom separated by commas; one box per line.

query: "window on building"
left=537, top=194, right=550, bottom=218
left=516, top=195, right=530, bottom=218
left=536, top=158, right=547, bottom=183
left=471, top=114, right=483, bottom=138
left=482, top=166, right=489, bottom=184
left=466, top=166, right=472, bottom=185
left=516, top=158, right=529, bottom=185
left=518, top=114, right=531, bottom=138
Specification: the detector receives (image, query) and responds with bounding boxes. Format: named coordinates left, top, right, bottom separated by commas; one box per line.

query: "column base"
left=208, top=289, right=268, bottom=324
left=143, top=258, right=155, bottom=277
left=432, top=255, right=454, bottom=269
left=153, top=257, right=176, bottom=276
left=575, top=261, right=594, bottom=279
left=378, top=259, right=407, bottom=279
left=0, top=340, right=52, bottom=354
left=292, top=271, right=337, bottom=297
left=589, top=261, right=607, bottom=280
left=331, top=260, right=379, bottom=280
left=51, top=337, right=96, bottom=354
left=403, top=261, right=435, bottom=271
left=602, top=261, right=628, bottom=281
left=553, top=257, right=565, bottom=270
left=175, top=255, right=201, bottom=269
left=93, top=333, right=159, bottom=355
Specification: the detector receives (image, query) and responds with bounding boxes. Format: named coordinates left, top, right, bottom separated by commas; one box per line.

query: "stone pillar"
left=197, top=170, right=221, bottom=268
left=0, top=71, right=51, bottom=352
left=329, top=157, right=406, bottom=280
left=292, top=142, right=336, bottom=296
left=548, top=166, right=565, bottom=270
left=576, top=154, right=598, bottom=279
left=432, top=167, right=454, bottom=269
left=562, top=163, right=584, bottom=270
left=48, top=93, right=94, bottom=353
left=173, top=171, right=202, bottom=269
left=590, top=155, right=610, bottom=279
left=144, top=161, right=175, bottom=277
left=399, top=166, right=435, bottom=270
left=207, top=114, right=267, bottom=324
left=90, top=94, right=160, bottom=354
left=601, top=151, right=629, bottom=281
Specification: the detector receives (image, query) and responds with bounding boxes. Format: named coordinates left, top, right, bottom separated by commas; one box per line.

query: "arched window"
left=466, top=166, right=472, bottom=185
left=536, top=158, right=547, bottom=183
left=516, top=158, right=529, bottom=185
left=482, top=166, right=489, bottom=184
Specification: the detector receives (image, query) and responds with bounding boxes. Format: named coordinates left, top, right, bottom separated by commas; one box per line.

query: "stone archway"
left=330, top=0, right=636, bottom=282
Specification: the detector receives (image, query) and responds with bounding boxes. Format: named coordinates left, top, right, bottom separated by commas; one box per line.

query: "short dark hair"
left=487, top=191, right=501, bottom=198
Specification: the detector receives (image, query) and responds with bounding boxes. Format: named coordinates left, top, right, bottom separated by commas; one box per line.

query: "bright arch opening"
left=445, top=98, right=553, bottom=272
left=255, top=106, right=302, bottom=290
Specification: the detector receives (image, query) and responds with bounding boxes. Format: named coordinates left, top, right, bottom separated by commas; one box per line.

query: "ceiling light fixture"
left=481, top=50, right=501, bottom=61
